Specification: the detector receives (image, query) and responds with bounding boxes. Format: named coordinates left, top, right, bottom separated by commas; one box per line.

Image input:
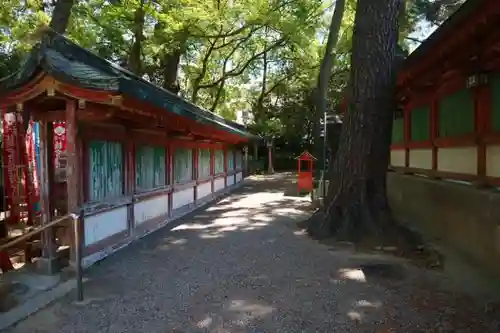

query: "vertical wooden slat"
left=193, top=147, right=198, bottom=202
left=430, top=98, right=438, bottom=174
left=167, top=143, right=173, bottom=216
left=125, top=134, right=135, bottom=232
left=223, top=148, right=228, bottom=187
left=210, top=147, right=215, bottom=193
left=403, top=106, right=410, bottom=168
left=82, top=139, right=89, bottom=203
left=475, top=84, right=491, bottom=185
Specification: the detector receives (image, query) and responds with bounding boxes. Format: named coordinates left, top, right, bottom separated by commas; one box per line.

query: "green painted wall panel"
left=136, top=145, right=166, bottom=190
left=227, top=150, right=235, bottom=170
left=410, top=106, right=430, bottom=141
left=438, top=89, right=474, bottom=137
left=198, top=148, right=211, bottom=179
left=392, top=118, right=404, bottom=143
left=491, top=74, right=500, bottom=131
left=235, top=150, right=242, bottom=169
left=214, top=150, right=224, bottom=174
left=89, top=140, right=123, bottom=201
left=174, top=148, right=193, bottom=183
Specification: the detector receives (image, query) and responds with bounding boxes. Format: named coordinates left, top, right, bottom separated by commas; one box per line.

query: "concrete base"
left=36, top=257, right=61, bottom=275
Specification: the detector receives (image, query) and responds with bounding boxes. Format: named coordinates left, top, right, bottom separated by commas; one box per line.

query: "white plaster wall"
left=226, top=175, right=235, bottom=187
left=197, top=182, right=212, bottom=199
left=390, top=150, right=406, bottom=167
left=134, top=194, right=168, bottom=225
left=172, top=187, right=194, bottom=209
left=437, top=147, right=477, bottom=175
left=214, top=178, right=225, bottom=192
left=486, top=145, right=500, bottom=178
left=236, top=172, right=243, bottom=183
left=84, top=206, right=128, bottom=246
left=409, top=148, right=433, bottom=170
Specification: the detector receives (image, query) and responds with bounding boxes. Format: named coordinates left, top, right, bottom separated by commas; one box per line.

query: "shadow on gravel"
left=6, top=174, right=500, bottom=333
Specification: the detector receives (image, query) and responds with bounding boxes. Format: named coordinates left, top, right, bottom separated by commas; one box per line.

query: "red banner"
left=26, top=120, right=40, bottom=213
left=2, top=112, right=21, bottom=223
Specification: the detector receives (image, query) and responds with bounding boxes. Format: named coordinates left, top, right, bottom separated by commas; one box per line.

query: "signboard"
left=53, top=121, right=67, bottom=182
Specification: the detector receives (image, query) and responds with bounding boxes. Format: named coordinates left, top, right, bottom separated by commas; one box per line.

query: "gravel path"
left=5, top=174, right=500, bottom=332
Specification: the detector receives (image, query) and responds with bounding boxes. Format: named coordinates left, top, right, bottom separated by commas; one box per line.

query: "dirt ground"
left=5, top=173, right=500, bottom=333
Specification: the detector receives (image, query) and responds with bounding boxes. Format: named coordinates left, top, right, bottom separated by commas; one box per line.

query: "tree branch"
left=198, top=37, right=287, bottom=89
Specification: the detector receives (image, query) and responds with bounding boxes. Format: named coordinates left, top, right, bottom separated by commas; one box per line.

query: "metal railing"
left=0, top=210, right=84, bottom=301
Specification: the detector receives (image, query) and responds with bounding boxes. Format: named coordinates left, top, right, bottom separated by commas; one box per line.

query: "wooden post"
left=125, top=135, right=135, bottom=232
left=193, top=147, right=198, bottom=202
left=267, top=140, right=274, bottom=174
left=66, top=100, right=79, bottom=263
left=430, top=98, right=438, bottom=176
left=403, top=106, right=410, bottom=169
left=244, top=146, right=248, bottom=177
left=167, top=143, right=174, bottom=216
left=210, top=147, right=215, bottom=193
left=36, top=120, right=58, bottom=274
left=223, top=148, right=228, bottom=187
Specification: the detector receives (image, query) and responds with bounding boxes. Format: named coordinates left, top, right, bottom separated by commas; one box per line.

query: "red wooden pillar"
left=403, top=106, right=410, bottom=168
left=475, top=84, right=492, bottom=185
left=210, top=147, right=215, bottom=193
left=193, top=146, right=198, bottom=202
left=223, top=147, right=228, bottom=187
left=125, top=134, right=135, bottom=231
left=36, top=119, right=59, bottom=273
left=430, top=98, right=438, bottom=175
left=167, top=143, right=174, bottom=217
left=65, top=99, right=79, bottom=263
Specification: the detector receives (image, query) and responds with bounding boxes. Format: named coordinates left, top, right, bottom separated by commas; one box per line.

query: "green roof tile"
left=0, top=32, right=259, bottom=141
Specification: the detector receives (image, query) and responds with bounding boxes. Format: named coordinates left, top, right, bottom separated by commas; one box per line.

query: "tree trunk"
left=313, top=0, right=346, bottom=176
left=161, top=31, right=188, bottom=94
left=127, top=0, right=145, bottom=75
left=49, top=0, right=76, bottom=34
left=307, top=0, right=401, bottom=244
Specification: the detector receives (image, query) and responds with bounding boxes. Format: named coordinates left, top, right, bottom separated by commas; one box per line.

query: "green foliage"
left=0, top=0, right=444, bottom=148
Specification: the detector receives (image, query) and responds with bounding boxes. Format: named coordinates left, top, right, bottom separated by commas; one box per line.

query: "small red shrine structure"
left=296, top=151, right=316, bottom=193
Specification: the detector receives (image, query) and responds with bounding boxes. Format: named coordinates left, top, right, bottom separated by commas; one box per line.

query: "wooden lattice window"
left=410, top=106, right=430, bottom=141
left=392, top=118, right=405, bottom=143
left=198, top=148, right=211, bottom=179
left=88, top=140, right=123, bottom=201
left=438, top=89, right=474, bottom=137
left=214, top=150, right=224, bottom=174
left=135, top=145, right=166, bottom=191
left=174, top=148, right=193, bottom=183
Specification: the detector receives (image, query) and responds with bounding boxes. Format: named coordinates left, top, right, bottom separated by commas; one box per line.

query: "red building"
left=0, top=31, right=259, bottom=272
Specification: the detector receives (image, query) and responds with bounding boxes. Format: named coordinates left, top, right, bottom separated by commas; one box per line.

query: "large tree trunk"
left=307, top=0, right=401, bottom=244
left=313, top=0, right=346, bottom=175
left=49, top=0, right=76, bottom=33
left=127, top=0, right=145, bottom=75
left=161, top=31, right=188, bottom=94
